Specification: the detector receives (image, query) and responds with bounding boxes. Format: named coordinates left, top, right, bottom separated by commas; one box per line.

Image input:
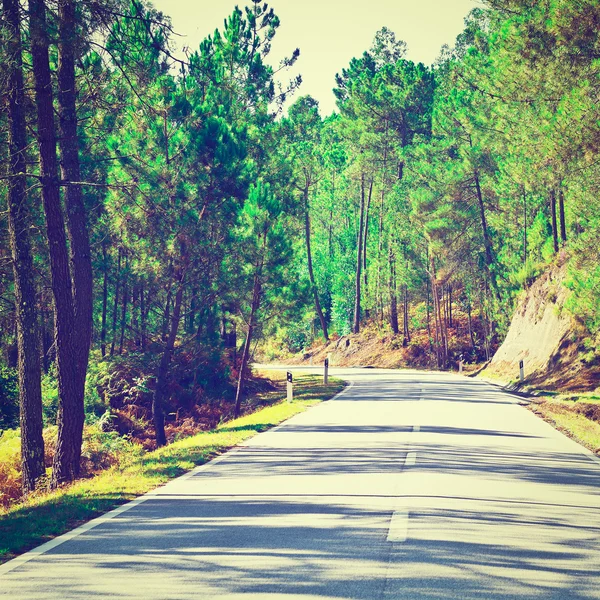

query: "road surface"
left=2, top=367, right=600, bottom=599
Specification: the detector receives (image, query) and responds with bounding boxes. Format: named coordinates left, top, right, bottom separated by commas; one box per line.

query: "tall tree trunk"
left=403, top=284, right=410, bottom=343
left=30, top=0, right=81, bottom=486
left=353, top=173, right=366, bottom=334
left=430, top=257, right=447, bottom=369
left=140, top=282, right=147, bottom=351
left=132, top=284, right=140, bottom=347
left=550, top=189, right=559, bottom=254
left=328, top=170, right=335, bottom=259
left=473, top=169, right=499, bottom=298
left=40, top=291, right=51, bottom=373
left=152, top=262, right=185, bottom=448
left=522, top=188, right=528, bottom=265
left=303, top=185, right=329, bottom=342
left=110, top=248, right=121, bottom=356
left=558, top=188, right=567, bottom=245
left=388, top=246, right=399, bottom=335
left=467, top=302, right=476, bottom=352
left=119, top=252, right=128, bottom=354
left=363, top=179, right=373, bottom=291
left=234, top=267, right=262, bottom=418
left=426, top=277, right=432, bottom=348
left=100, top=244, right=108, bottom=357
left=57, top=0, right=91, bottom=474
left=4, top=0, right=45, bottom=493
left=162, top=282, right=172, bottom=342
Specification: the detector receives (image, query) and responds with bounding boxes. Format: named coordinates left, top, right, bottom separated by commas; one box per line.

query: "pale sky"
left=151, top=0, right=480, bottom=115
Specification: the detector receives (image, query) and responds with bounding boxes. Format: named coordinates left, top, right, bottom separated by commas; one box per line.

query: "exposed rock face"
left=487, top=262, right=599, bottom=390
left=490, top=265, right=573, bottom=377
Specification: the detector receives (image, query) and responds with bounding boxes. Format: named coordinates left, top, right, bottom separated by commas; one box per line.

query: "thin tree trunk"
left=403, top=285, right=410, bottom=343
left=363, top=179, right=373, bottom=292
left=523, top=188, right=528, bottom=265
left=4, top=0, right=45, bottom=492
left=353, top=173, right=366, bottom=334
left=328, top=170, right=335, bottom=259
left=110, top=248, right=121, bottom=356
left=119, top=252, right=128, bottom=354
left=388, top=246, right=399, bottom=335
left=426, top=277, right=432, bottom=348
left=558, top=188, right=567, bottom=245
left=467, top=302, right=476, bottom=352
left=140, top=282, right=147, bottom=351
left=234, top=267, right=262, bottom=418
left=550, top=189, right=559, bottom=254
left=473, top=169, right=499, bottom=298
left=30, top=0, right=81, bottom=486
left=152, top=262, right=185, bottom=448
left=303, top=185, right=329, bottom=342
left=101, top=244, right=108, bottom=357
left=430, top=257, right=447, bottom=369
left=162, top=283, right=173, bottom=342
left=132, top=284, right=139, bottom=347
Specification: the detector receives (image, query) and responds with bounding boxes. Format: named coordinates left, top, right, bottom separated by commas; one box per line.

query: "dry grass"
left=530, top=395, right=600, bottom=454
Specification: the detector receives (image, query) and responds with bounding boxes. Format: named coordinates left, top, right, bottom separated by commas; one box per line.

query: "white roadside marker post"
left=324, top=358, right=329, bottom=385
left=287, top=371, right=293, bottom=403
left=519, top=360, right=525, bottom=383
left=459, top=360, right=463, bottom=374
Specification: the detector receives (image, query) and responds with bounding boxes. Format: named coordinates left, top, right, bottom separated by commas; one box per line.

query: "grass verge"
left=0, top=373, right=345, bottom=565
left=529, top=394, right=600, bottom=455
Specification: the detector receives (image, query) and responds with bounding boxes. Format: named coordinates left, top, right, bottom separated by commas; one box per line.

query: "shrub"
left=0, top=429, right=21, bottom=508
left=0, top=366, right=19, bottom=430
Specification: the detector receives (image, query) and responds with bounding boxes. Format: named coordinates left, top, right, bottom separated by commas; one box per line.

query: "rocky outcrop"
left=485, top=262, right=599, bottom=390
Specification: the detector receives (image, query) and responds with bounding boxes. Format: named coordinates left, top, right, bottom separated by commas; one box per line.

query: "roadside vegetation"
left=0, top=373, right=345, bottom=564
left=530, top=393, right=600, bottom=456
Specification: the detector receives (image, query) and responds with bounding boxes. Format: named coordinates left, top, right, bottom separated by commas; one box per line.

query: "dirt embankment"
left=482, top=261, right=600, bottom=391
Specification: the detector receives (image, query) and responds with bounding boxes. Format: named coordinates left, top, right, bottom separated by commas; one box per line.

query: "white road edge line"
left=1, top=378, right=355, bottom=576
left=387, top=510, right=409, bottom=543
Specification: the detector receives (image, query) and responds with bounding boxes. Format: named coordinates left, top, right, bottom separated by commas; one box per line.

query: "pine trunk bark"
left=57, top=0, right=91, bottom=474
left=550, top=189, right=559, bottom=254
left=110, top=248, right=121, bottom=356
left=303, top=185, right=329, bottom=342
left=4, top=0, right=46, bottom=493
left=119, top=252, right=128, bottom=354
left=388, top=246, right=399, bottom=335
left=558, top=188, right=567, bottom=245
left=403, top=285, right=410, bottom=343
left=234, top=267, right=262, bottom=418
left=473, top=170, right=499, bottom=298
left=353, top=173, right=366, bottom=334
left=30, top=0, right=81, bottom=486
left=152, top=249, right=187, bottom=447
left=101, top=245, right=108, bottom=357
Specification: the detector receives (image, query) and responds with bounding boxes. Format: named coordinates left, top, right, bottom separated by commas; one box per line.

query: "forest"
left=1, top=0, right=599, bottom=502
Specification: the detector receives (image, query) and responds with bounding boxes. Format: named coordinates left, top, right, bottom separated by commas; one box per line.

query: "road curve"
left=2, top=367, right=600, bottom=599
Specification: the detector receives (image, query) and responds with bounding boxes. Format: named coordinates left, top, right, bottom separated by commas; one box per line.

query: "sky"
left=150, top=0, right=480, bottom=115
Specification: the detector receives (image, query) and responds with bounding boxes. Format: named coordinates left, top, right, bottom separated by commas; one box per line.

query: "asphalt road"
left=2, top=367, right=600, bottom=599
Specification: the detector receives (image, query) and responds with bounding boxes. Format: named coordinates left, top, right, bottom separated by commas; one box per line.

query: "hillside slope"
left=482, top=262, right=600, bottom=391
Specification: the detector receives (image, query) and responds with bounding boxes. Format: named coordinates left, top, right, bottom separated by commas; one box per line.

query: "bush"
left=0, top=366, right=19, bottom=431
left=41, top=366, right=59, bottom=425
left=0, top=429, right=22, bottom=508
